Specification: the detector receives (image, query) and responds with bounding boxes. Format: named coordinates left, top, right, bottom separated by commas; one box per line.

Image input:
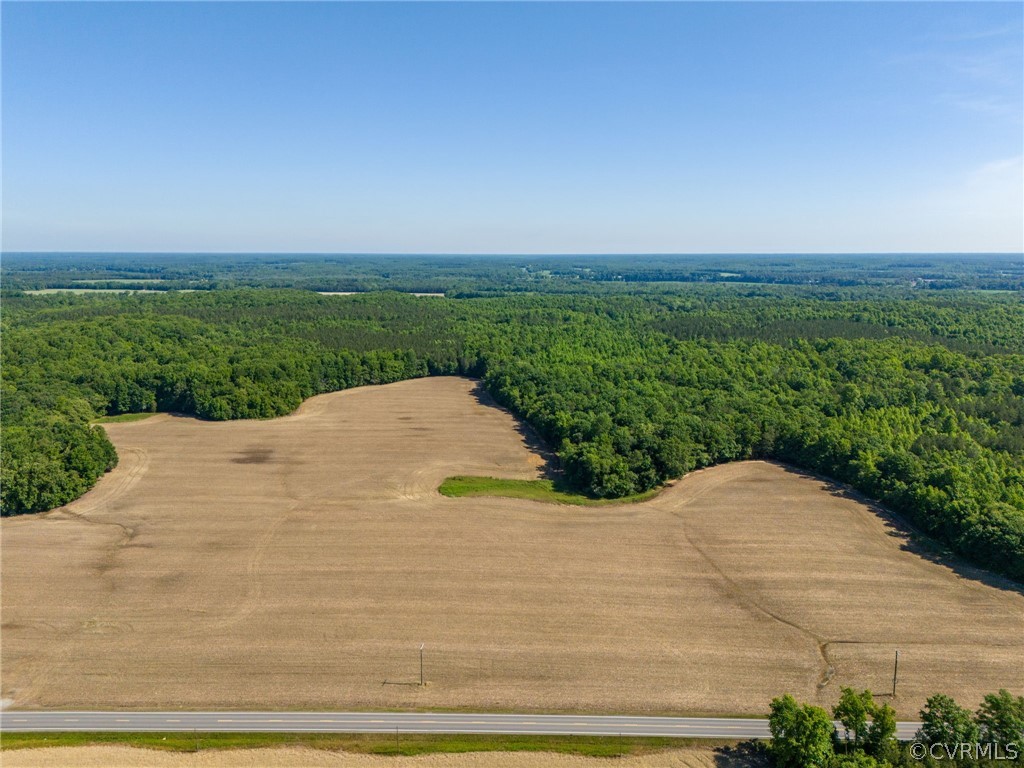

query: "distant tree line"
left=3, top=252, right=1022, bottom=292
left=2, top=287, right=1022, bottom=582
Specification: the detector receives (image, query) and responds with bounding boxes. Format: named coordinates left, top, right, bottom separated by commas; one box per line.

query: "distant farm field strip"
left=23, top=288, right=198, bottom=294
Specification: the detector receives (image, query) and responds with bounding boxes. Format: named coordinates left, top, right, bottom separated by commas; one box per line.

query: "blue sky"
left=2, top=2, right=1021, bottom=254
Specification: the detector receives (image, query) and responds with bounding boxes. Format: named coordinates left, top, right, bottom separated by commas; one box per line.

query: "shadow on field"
left=714, top=740, right=772, bottom=767
left=779, top=461, right=1024, bottom=598
left=232, top=446, right=275, bottom=464
left=470, top=381, right=563, bottom=482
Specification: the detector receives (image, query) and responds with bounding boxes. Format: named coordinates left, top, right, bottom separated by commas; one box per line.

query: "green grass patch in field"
left=438, top=476, right=661, bottom=506
left=0, top=731, right=692, bottom=756
left=92, top=412, right=156, bottom=424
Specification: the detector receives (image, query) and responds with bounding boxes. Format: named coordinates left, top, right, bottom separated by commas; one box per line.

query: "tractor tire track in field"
left=51, top=446, right=150, bottom=520
left=196, top=437, right=308, bottom=636
left=662, top=463, right=844, bottom=692
left=5, top=381, right=1023, bottom=715
left=12, top=449, right=150, bottom=706
left=199, top=501, right=303, bottom=636
left=46, top=447, right=150, bottom=580
left=398, top=463, right=447, bottom=501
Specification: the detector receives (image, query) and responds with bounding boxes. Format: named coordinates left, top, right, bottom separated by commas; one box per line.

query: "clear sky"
left=2, top=1, right=1022, bottom=254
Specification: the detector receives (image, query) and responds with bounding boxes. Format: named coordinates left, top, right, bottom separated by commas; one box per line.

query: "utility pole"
left=420, top=644, right=425, bottom=686
left=892, top=650, right=899, bottom=697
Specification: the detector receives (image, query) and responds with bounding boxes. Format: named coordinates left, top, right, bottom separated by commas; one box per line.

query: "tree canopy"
left=3, top=284, right=1022, bottom=582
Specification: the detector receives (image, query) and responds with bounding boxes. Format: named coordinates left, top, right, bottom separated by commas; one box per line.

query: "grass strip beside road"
left=0, top=732, right=699, bottom=756
left=438, top=476, right=661, bottom=506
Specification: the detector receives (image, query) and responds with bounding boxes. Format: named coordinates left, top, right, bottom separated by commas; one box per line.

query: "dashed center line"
left=0, top=712, right=917, bottom=740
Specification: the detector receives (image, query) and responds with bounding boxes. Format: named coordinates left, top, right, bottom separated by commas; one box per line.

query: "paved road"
left=0, top=711, right=923, bottom=740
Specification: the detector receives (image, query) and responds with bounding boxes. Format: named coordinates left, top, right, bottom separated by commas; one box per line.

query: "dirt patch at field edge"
left=0, top=745, right=747, bottom=768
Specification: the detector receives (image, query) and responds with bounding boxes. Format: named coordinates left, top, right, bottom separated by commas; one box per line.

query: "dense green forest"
left=2, top=277, right=1022, bottom=582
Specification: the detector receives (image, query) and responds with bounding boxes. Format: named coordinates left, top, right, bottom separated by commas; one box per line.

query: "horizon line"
left=3, top=250, right=1022, bottom=258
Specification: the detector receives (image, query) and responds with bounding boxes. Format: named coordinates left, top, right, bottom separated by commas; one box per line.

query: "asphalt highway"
left=0, top=711, right=923, bottom=740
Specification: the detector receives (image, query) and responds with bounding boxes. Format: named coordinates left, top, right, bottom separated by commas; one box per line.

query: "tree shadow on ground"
left=775, top=460, right=1024, bottom=599
left=714, top=741, right=772, bottom=767
left=469, top=380, right=563, bottom=483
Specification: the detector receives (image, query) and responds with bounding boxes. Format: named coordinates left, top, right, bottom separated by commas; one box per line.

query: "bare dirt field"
left=2, top=377, right=1022, bottom=717
left=0, top=744, right=743, bottom=768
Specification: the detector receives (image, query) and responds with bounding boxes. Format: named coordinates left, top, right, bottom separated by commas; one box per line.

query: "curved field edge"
left=437, top=476, right=662, bottom=506
left=440, top=469, right=1022, bottom=593
left=5, top=366, right=1022, bottom=593
left=3, top=288, right=1022, bottom=585
left=2, top=382, right=1024, bottom=720
left=9, top=373, right=1024, bottom=589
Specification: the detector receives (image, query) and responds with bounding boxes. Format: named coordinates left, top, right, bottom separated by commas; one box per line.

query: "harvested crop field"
left=2, top=377, right=1022, bottom=716
left=0, top=745, right=742, bottom=768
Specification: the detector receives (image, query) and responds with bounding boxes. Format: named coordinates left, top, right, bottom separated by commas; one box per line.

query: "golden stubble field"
left=2, top=377, right=1022, bottom=717
left=0, top=745, right=739, bottom=768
